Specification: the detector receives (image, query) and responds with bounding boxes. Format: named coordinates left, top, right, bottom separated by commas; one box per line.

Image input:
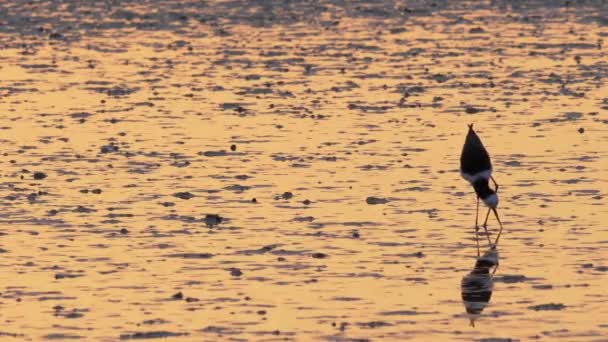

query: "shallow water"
left=0, top=1, right=607, bottom=341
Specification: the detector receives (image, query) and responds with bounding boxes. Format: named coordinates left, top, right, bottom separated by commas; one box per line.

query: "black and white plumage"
left=460, top=124, right=497, bottom=209
left=460, top=124, right=504, bottom=245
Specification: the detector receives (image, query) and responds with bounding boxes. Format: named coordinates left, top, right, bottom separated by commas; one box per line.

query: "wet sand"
left=0, top=1, right=607, bottom=341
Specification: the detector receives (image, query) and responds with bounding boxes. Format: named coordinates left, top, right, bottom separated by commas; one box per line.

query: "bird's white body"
left=461, top=169, right=492, bottom=184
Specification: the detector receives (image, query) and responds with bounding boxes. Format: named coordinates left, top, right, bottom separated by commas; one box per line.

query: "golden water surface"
left=0, top=1, right=607, bottom=341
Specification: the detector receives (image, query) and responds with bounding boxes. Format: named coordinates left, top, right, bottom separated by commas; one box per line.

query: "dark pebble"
left=528, top=303, right=566, bottom=311
left=311, top=252, right=327, bottom=259
left=173, top=192, right=194, bottom=200
left=229, top=268, right=243, bottom=277
left=204, top=214, right=223, bottom=227
left=33, top=172, right=47, bottom=180
left=366, top=196, right=388, bottom=205
left=100, top=144, right=119, bottom=153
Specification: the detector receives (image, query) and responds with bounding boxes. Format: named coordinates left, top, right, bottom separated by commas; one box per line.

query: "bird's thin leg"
left=482, top=208, right=493, bottom=245
left=475, top=196, right=480, bottom=257
left=492, top=208, right=504, bottom=246
left=490, top=176, right=499, bottom=193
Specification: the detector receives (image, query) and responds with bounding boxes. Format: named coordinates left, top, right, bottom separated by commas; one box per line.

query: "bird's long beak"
left=492, top=208, right=504, bottom=245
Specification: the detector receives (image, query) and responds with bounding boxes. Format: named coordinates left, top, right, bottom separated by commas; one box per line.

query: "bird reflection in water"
left=461, top=244, right=499, bottom=327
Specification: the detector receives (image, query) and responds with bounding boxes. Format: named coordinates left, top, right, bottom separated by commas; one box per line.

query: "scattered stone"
left=230, top=144, right=237, bottom=151
left=100, top=144, right=119, bottom=153
left=465, top=106, right=482, bottom=114
left=203, top=214, right=222, bottom=227
left=173, top=192, right=194, bottom=200
left=366, top=196, right=388, bottom=205
left=281, top=192, right=293, bottom=200
left=359, top=321, right=392, bottom=328
left=33, top=172, right=47, bottom=180
left=73, top=206, right=96, bottom=213
left=229, top=268, right=243, bottom=277
left=172, top=292, right=183, bottom=300
left=292, top=216, right=314, bottom=222
left=578, top=127, right=584, bottom=134
left=119, top=331, right=187, bottom=340
left=528, top=303, right=566, bottom=311
left=55, top=273, right=83, bottom=280
left=49, top=32, right=63, bottom=40
left=200, top=150, right=228, bottom=157
left=311, top=252, right=327, bottom=259
left=565, top=112, right=582, bottom=120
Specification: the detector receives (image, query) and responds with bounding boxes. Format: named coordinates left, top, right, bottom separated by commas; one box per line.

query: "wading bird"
left=460, top=124, right=504, bottom=248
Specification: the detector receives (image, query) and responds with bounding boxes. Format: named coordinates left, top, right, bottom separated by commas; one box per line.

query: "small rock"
left=578, top=127, right=584, bottom=134
left=201, top=150, right=227, bottom=157
left=465, top=106, right=482, bottom=114
left=366, top=196, right=388, bottom=205
left=172, top=292, right=183, bottom=300
left=311, top=252, right=327, bottom=259
left=100, top=144, right=119, bottom=153
left=229, top=268, right=242, bottom=277
left=173, top=192, right=194, bottom=200
left=230, top=144, right=237, bottom=151
left=528, top=303, right=566, bottom=311
left=204, top=214, right=222, bottom=227
left=33, top=172, right=47, bottom=180
left=49, top=32, right=63, bottom=40
left=281, top=192, right=293, bottom=200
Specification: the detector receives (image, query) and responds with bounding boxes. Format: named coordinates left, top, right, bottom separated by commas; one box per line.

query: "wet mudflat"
left=0, top=1, right=607, bottom=341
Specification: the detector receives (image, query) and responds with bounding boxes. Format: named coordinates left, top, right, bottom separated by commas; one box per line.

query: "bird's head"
left=473, top=180, right=498, bottom=208
left=482, top=191, right=498, bottom=209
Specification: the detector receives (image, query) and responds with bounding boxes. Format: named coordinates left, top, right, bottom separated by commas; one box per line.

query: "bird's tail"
left=468, top=123, right=474, bottom=129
